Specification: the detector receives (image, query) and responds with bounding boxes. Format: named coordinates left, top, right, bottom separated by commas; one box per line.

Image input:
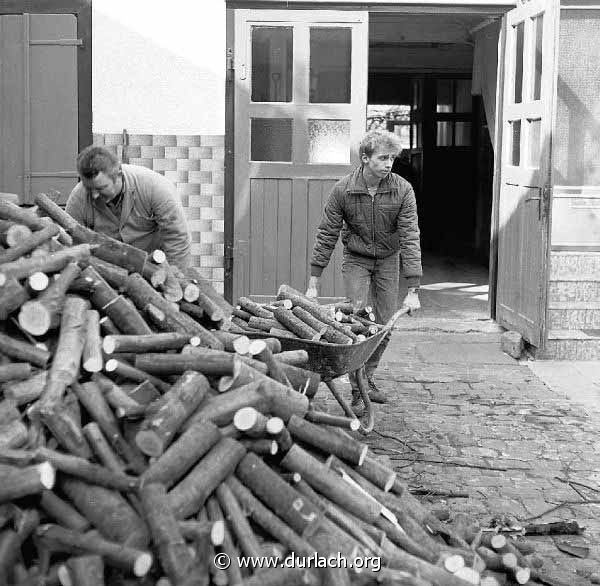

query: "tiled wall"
left=92, top=133, right=226, bottom=294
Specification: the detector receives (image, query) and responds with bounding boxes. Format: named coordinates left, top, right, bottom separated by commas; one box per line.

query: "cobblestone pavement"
left=313, top=326, right=600, bottom=584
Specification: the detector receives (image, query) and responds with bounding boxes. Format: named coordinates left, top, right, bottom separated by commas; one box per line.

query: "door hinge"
left=541, top=185, right=552, bottom=220
left=224, top=244, right=234, bottom=276
left=226, top=48, right=234, bottom=81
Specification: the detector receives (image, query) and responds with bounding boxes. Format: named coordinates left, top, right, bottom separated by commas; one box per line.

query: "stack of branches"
left=230, top=285, right=383, bottom=345
left=0, top=195, right=564, bottom=586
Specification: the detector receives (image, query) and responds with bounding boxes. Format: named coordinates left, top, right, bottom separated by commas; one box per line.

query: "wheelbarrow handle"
left=383, top=306, right=411, bottom=331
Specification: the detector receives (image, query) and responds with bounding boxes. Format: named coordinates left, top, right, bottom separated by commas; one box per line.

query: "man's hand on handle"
left=306, top=276, right=321, bottom=299
left=402, top=287, right=421, bottom=314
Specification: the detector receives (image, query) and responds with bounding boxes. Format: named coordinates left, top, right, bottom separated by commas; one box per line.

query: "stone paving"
left=313, top=325, right=600, bottom=584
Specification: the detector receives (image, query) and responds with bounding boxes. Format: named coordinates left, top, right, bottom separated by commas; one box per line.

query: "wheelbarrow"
left=246, top=306, right=410, bottom=434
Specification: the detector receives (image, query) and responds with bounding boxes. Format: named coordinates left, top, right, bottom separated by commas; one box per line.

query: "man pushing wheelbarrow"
left=306, top=130, right=423, bottom=416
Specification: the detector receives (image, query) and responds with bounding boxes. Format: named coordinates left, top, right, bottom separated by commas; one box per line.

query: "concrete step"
left=550, top=251, right=600, bottom=280
left=548, top=280, right=600, bottom=303
left=541, top=329, right=600, bottom=360
left=548, top=302, right=600, bottom=329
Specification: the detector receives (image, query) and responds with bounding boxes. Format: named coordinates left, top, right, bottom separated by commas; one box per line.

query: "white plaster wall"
left=92, top=0, right=225, bottom=134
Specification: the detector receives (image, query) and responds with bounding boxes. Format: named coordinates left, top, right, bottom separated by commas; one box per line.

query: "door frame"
left=0, top=0, right=92, bottom=153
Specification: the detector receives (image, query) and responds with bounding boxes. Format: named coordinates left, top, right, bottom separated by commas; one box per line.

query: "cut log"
left=268, top=327, right=296, bottom=338
left=233, top=406, right=269, bottom=437
left=0, top=223, right=59, bottom=264
left=99, top=316, right=120, bottom=336
left=357, top=454, right=397, bottom=492
left=161, top=267, right=184, bottom=303
left=0, top=419, right=28, bottom=448
left=237, top=297, right=273, bottom=319
left=278, top=363, right=321, bottom=398
left=178, top=300, right=205, bottom=322
left=0, top=223, right=33, bottom=248
left=82, top=309, right=103, bottom=372
left=83, top=422, right=127, bottom=474
left=240, top=438, right=278, bottom=456
left=27, top=271, right=50, bottom=292
left=195, top=290, right=225, bottom=322
left=271, top=307, right=322, bottom=341
left=126, top=380, right=161, bottom=407
left=168, top=437, right=247, bottom=519
left=36, top=447, right=138, bottom=492
left=265, top=417, right=293, bottom=453
left=280, top=444, right=381, bottom=525
left=0, top=462, right=55, bottom=502
left=0, top=278, right=29, bottom=320
left=18, top=262, right=81, bottom=336
left=304, top=409, right=360, bottom=431
left=72, top=381, right=146, bottom=474
left=247, top=316, right=283, bottom=332
left=102, top=332, right=191, bottom=355
left=292, top=306, right=353, bottom=345
left=0, top=363, right=31, bottom=383
left=140, top=483, right=198, bottom=584
left=226, top=475, right=314, bottom=557
left=212, top=331, right=251, bottom=355
left=186, top=266, right=233, bottom=319
left=0, top=332, right=50, bottom=368
left=38, top=401, right=93, bottom=459
left=135, top=370, right=210, bottom=457
left=35, top=524, right=153, bottom=577
left=90, top=373, right=145, bottom=419
left=235, top=452, right=322, bottom=537
left=34, top=193, right=148, bottom=273
left=272, top=350, right=309, bottom=366
left=232, top=308, right=252, bottom=321
left=141, top=420, right=221, bottom=488
left=105, top=358, right=171, bottom=394
left=0, top=244, right=91, bottom=286
left=59, top=554, right=105, bottom=586
left=39, top=490, right=91, bottom=532
left=0, top=200, right=71, bottom=245
left=183, top=382, right=269, bottom=429
left=61, top=477, right=148, bottom=547
left=255, top=344, right=292, bottom=387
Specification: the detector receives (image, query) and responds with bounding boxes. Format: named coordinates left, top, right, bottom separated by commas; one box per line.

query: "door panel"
left=496, top=0, right=558, bottom=346
left=233, top=10, right=368, bottom=300
left=0, top=14, right=79, bottom=204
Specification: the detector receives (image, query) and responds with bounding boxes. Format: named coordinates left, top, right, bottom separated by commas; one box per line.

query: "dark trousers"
left=342, top=251, right=399, bottom=387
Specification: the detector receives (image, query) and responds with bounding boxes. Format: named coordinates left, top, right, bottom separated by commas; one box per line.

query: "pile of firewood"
left=0, top=195, right=564, bottom=586
left=230, top=287, right=383, bottom=345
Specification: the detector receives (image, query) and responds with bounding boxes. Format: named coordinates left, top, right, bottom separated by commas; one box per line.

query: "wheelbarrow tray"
left=243, top=307, right=408, bottom=381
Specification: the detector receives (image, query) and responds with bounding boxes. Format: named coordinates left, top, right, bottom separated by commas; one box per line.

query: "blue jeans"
left=342, top=251, right=399, bottom=386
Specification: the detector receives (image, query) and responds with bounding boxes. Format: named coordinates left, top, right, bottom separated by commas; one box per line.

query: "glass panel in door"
left=309, top=27, right=351, bottom=103
left=251, top=26, right=293, bottom=102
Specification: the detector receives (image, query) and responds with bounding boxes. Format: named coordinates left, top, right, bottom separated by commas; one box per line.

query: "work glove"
left=305, top=276, right=321, bottom=299
left=402, top=287, right=421, bottom=314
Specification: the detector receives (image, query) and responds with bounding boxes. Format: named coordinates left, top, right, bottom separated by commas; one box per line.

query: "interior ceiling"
left=369, top=13, right=499, bottom=46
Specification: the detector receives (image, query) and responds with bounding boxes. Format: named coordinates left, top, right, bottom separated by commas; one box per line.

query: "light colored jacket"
left=65, top=164, right=192, bottom=269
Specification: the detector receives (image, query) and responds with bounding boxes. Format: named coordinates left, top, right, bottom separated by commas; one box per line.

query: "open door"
left=232, top=10, right=368, bottom=301
left=495, top=0, right=558, bottom=347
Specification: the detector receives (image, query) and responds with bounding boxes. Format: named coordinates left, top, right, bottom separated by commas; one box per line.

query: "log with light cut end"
left=292, top=306, right=353, bottom=345
left=444, top=554, right=465, bottom=574
left=0, top=363, right=32, bottom=383
left=208, top=331, right=250, bottom=354
left=304, top=410, right=360, bottom=432
left=287, top=415, right=367, bottom=466
left=28, top=271, right=50, bottom=292
left=91, top=372, right=146, bottom=419
left=152, top=249, right=167, bottom=264
left=59, top=554, right=105, bottom=586
left=277, top=362, right=321, bottom=397
left=357, top=454, right=397, bottom=492
left=140, top=482, right=199, bottom=584
left=453, top=566, right=480, bottom=585
left=1, top=223, right=33, bottom=248
left=265, top=416, right=293, bottom=453
left=98, top=315, right=120, bottom=335
left=168, top=437, right=247, bottom=519
left=19, top=262, right=81, bottom=336
left=233, top=406, right=269, bottom=437
left=87, top=256, right=129, bottom=290
left=248, top=316, right=282, bottom=332
left=181, top=280, right=200, bottom=303
left=0, top=243, right=91, bottom=286
left=61, top=477, right=148, bottom=547
left=82, top=309, right=103, bottom=372
left=35, top=524, right=153, bottom=577
left=237, top=296, right=273, bottom=319
left=193, top=290, right=225, bottom=322
left=240, top=438, right=278, bottom=456
left=36, top=447, right=138, bottom=492
left=161, top=269, right=184, bottom=303
left=272, top=307, right=322, bottom=340
left=233, top=307, right=252, bottom=321
left=105, top=358, right=171, bottom=394
left=178, top=300, right=204, bottom=324
left=183, top=381, right=269, bottom=429
left=103, top=332, right=191, bottom=355
left=0, top=277, right=29, bottom=319
left=40, top=490, right=91, bottom=532
left=271, top=298, right=293, bottom=309
left=0, top=461, right=55, bottom=502
left=141, top=420, right=221, bottom=488
left=0, top=223, right=58, bottom=265
left=0, top=332, right=50, bottom=367
left=177, top=519, right=216, bottom=543
left=135, top=370, right=210, bottom=457
left=255, top=343, right=291, bottom=388
left=0, top=200, right=72, bottom=245
left=144, top=262, right=168, bottom=288
left=269, top=327, right=296, bottom=338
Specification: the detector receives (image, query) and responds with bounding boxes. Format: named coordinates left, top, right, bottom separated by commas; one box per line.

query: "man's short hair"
left=359, top=130, right=403, bottom=159
left=77, top=146, right=121, bottom=180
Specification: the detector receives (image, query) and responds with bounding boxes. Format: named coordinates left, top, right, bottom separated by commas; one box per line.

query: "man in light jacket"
left=66, top=145, right=192, bottom=270
left=306, top=130, right=422, bottom=415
